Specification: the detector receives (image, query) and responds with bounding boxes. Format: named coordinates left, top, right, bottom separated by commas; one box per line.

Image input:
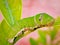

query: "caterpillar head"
left=35, top=13, right=54, bottom=26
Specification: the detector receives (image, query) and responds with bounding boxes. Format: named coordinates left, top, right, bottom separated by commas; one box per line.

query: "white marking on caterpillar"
left=15, top=28, right=25, bottom=37
left=8, top=28, right=25, bottom=43
left=8, top=27, right=33, bottom=43
left=34, top=15, right=38, bottom=25
left=37, top=26, right=53, bottom=31
left=8, top=38, right=14, bottom=43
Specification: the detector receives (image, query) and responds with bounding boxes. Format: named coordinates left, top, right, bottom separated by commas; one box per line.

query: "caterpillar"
left=8, top=13, right=55, bottom=44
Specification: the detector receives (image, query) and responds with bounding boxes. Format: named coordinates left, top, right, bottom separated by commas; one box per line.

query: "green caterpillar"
left=9, top=13, right=55, bottom=44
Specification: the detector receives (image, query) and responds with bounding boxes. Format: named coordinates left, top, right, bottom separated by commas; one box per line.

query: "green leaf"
left=30, top=38, right=38, bottom=45
left=38, top=30, right=46, bottom=45
left=0, top=20, right=19, bottom=45
left=0, top=0, right=22, bottom=26
left=50, top=17, right=60, bottom=40
left=0, top=22, right=9, bottom=45
left=50, top=29, right=57, bottom=41
left=54, top=17, right=60, bottom=30
left=54, top=17, right=60, bottom=25
left=1, top=20, right=19, bottom=38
